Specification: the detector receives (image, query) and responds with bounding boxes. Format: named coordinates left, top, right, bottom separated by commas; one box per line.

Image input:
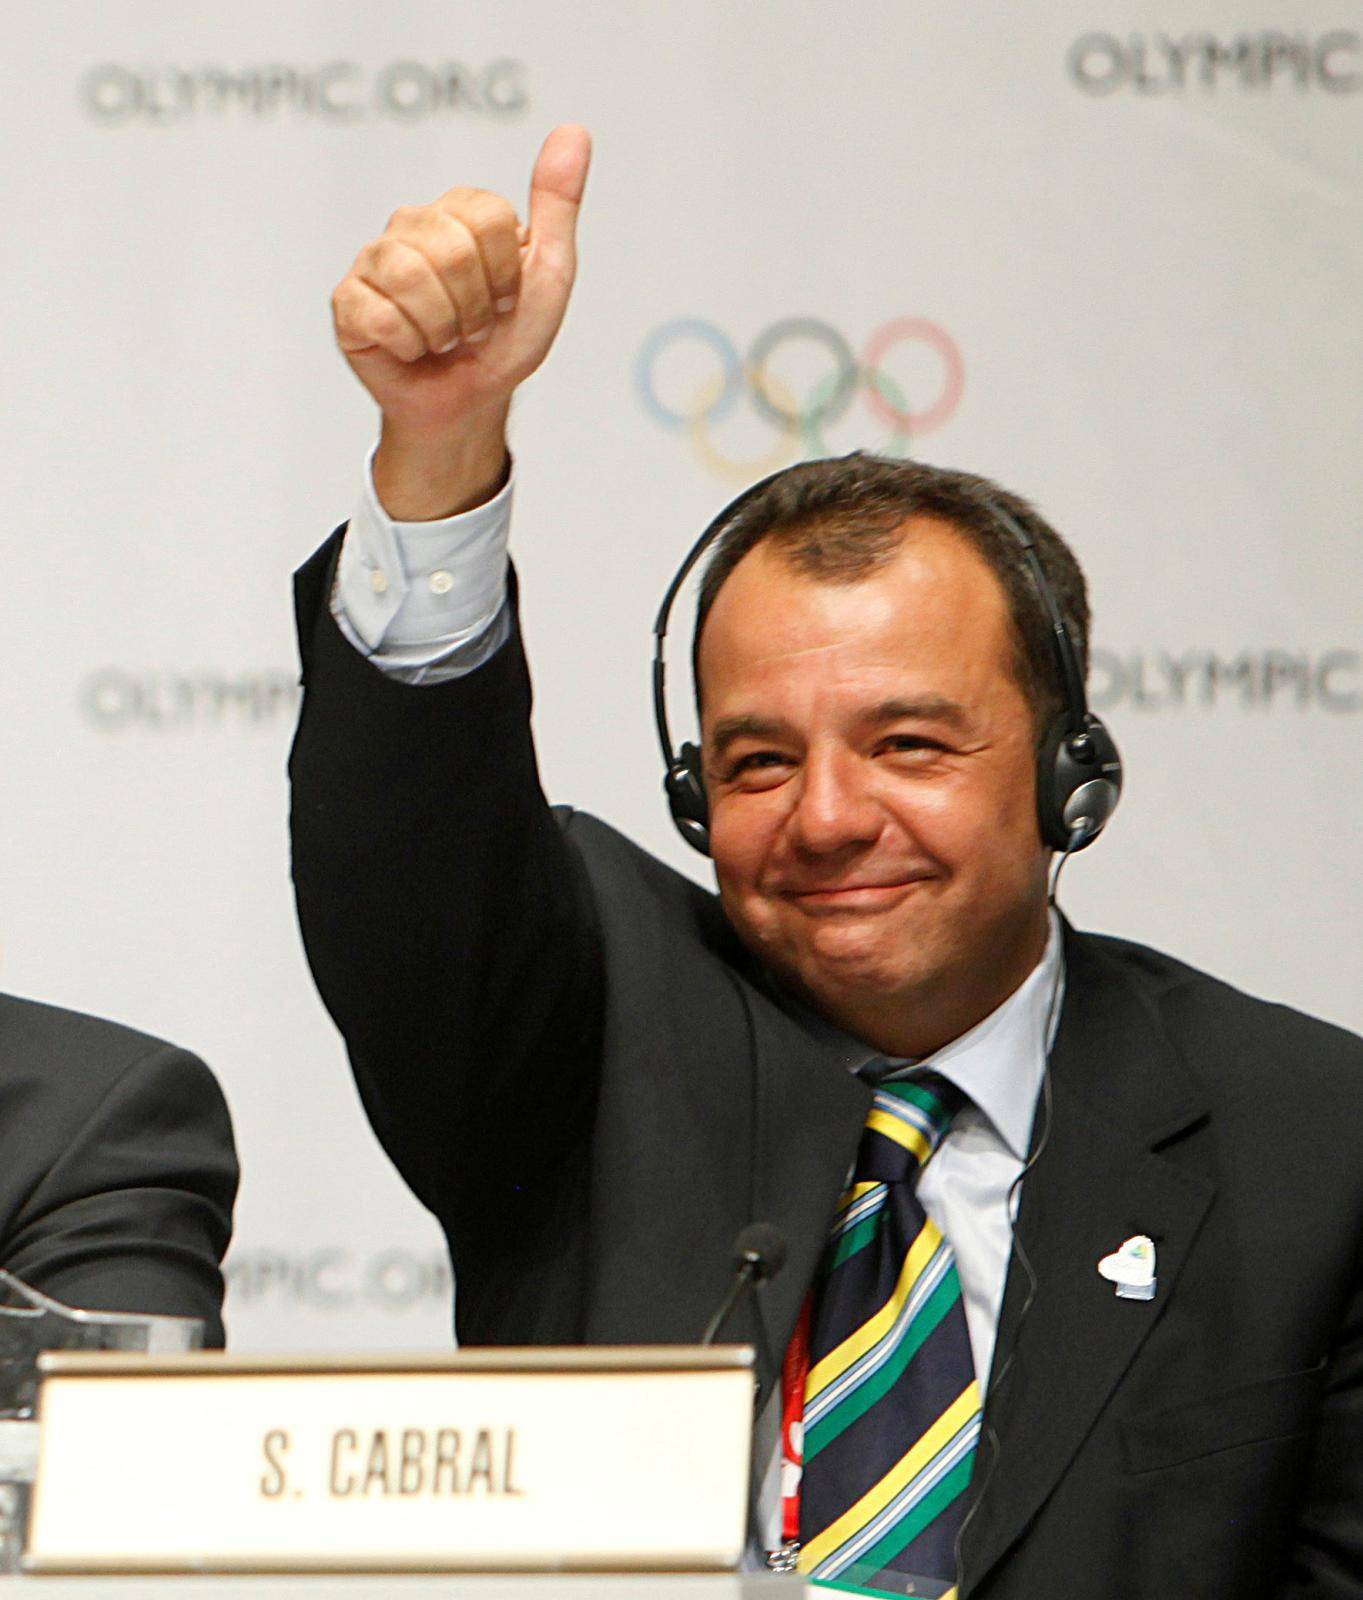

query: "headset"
left=651, top=468, right=1123, bottom=857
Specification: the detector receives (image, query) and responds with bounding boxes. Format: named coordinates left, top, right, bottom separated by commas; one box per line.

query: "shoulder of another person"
left=0, top=990, right=207, bottom=1098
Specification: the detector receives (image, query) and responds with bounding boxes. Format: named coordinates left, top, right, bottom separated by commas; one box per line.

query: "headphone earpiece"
left=1036, top=713, right=1123, bottom=853
left=664, top=741, right=711, bottom=856
left=653, top=473, right=792, bottom=858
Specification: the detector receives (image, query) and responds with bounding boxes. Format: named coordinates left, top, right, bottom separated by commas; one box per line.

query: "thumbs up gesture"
left=332, top=124, right=591, bottom=517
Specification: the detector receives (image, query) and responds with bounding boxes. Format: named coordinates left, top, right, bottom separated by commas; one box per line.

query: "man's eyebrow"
left=868, top=696, right=971, bottom=730
left=707, top=698, right=971, bottom=756
left=707, top=714, right=793, bottom=756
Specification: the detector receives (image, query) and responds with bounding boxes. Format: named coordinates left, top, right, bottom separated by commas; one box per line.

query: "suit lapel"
left=958, top=930, right=1215, bottom=1593
left=738, top=974, right=872, bottom=1411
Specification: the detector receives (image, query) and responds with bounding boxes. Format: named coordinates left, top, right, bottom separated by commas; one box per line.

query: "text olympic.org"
left=226, top=1250, right=453, bottom=1312
left=80, top=60, right=529, bottom=124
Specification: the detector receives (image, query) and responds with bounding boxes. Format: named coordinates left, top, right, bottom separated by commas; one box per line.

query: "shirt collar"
left=780, top=910, right=1064, bottom=1163
left=898, top=910, right=1064, bottom=1161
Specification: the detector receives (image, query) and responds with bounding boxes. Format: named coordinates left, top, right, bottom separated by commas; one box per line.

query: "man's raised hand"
left=332, top=124, right=591, bottom=517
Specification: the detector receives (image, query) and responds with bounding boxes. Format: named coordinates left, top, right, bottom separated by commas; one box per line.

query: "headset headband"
left=652, top=467, right=791, bottom=775
left=653, top=473, right=1092, bottom=769
left=984, top=502, right=1092, bottom=737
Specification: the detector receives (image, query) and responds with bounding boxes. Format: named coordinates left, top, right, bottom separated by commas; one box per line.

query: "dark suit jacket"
left=0, top=994, right=238, bottom=1346
left=291, top=538, right=1363, bottom=1597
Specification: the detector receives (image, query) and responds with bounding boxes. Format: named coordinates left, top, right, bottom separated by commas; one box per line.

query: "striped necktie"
left=797, top=1074, right=981, bottom=1597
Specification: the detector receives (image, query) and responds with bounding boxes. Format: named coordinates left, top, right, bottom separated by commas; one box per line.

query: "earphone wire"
left=951, top=839, right=1075, bottom=1588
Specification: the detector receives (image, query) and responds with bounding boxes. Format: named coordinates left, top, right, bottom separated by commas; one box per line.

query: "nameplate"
left=25, top=1348, right=755, bottom=1574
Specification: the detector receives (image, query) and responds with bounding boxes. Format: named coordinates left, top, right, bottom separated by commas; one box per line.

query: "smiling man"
left=699, top=519, right=1053, bottom=1063
left=290, top=127, right=1363, bottom=1597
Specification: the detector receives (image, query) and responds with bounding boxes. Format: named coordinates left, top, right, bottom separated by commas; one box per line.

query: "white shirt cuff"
left=333, top=442, right=513, bottom=659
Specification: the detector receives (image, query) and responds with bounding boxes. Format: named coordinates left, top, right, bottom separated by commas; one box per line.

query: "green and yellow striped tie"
left=798, top=1074, right=980, bottom=1598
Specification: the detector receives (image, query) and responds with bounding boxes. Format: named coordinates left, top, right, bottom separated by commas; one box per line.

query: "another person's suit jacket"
left=291, top=539, right=1363, bottom=1597
left=0, top=993, right=238, bottom=1346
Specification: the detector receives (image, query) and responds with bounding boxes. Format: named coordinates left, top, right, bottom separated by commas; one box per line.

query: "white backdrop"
left=1, top=2, right=1358, bottom=1350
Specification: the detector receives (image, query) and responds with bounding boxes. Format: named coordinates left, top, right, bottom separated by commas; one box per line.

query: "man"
left=290, top=126, right=1363, bottom=1595
left=0, top=996, right=237, bottom=1346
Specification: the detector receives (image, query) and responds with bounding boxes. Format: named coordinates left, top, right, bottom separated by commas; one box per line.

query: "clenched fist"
left=332, top=124, right=591, bottom=519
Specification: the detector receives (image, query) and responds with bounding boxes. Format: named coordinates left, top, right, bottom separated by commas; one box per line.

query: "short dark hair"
left=693, top=453, right=1090, bottom=737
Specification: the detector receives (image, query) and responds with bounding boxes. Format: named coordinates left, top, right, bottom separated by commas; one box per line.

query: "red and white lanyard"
left=778, top=1295, right=814, bottom=1548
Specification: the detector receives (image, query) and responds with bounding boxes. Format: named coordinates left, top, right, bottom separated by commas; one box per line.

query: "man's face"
left=697, top=518, right=1051, bottom=1054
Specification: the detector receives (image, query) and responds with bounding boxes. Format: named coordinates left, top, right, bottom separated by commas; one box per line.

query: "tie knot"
left=854, top=1073, right=965, bottom=1185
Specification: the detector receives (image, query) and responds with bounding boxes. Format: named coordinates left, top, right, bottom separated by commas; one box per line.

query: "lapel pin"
left=1098, top=1234, right=1157, bottom=1301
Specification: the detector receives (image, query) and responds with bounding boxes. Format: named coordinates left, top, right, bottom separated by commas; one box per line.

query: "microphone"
left=700, top=1224, right=787, bottom=1391
left=734, top=1222, right=787, bottom=1280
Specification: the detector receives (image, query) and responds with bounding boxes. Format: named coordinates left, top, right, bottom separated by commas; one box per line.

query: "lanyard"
left=778, top=1296, right=813, bottom=1546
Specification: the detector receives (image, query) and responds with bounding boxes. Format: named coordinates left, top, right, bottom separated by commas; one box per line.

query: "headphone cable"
left=951, top=839, right=1075, bottom=1588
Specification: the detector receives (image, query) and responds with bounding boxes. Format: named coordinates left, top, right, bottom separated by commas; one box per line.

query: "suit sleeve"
left=0, top=1044, right=237, bottom=1348
left=289, top=534, right=604, bottom=1232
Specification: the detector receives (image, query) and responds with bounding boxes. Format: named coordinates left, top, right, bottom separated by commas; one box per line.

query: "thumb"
left=527, top=124, right=592, bottom=265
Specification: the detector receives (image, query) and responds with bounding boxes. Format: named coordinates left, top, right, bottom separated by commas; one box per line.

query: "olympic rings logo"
left=635, top=315, right=966, bottom=481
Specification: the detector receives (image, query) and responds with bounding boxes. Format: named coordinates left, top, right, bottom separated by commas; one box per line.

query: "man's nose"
left=787, top=748, right=883, bottom=856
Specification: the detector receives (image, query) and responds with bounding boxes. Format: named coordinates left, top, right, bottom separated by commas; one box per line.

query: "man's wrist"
left=373, top=402, right=512, bottom=521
